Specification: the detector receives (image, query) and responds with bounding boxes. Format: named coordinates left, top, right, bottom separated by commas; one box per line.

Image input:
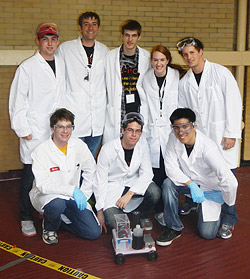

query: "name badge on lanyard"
left=126, top=93, right=135, bottom=104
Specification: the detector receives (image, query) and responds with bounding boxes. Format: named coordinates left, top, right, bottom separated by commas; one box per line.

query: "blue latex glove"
left=73, top=187, right=87, bottom=211
left=204, top=190, right=224, bottom=204
left=187, top=182, right=205, bottom=203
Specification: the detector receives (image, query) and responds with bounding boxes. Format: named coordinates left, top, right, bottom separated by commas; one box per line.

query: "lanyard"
left=158, top=78, right=167, bottom=115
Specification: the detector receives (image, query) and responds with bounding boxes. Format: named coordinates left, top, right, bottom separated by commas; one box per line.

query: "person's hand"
left=22, top=134, right=32, bottom=140
left=221, top=137, right=236, bottom=150
left=97, top=210, right=107, bottom=233
left=73, top=187, right=87, bottom=211
left=204, top=190, right=224, bottom=204
left=188, top=182, right=205, bottom=203
left=116, top=191, right=134, bottom=210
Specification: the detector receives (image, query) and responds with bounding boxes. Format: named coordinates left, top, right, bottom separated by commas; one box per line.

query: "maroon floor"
left=0, top=167, right=250, bottom=279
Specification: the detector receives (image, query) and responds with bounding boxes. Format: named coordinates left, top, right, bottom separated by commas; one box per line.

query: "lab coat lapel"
left=187, top=69, right=198, bottom=90
left=36, top=51, right=56, bottom=79
left=114, top=138, right=129, bottom=170
left=77, top=36, right=89, bottom=66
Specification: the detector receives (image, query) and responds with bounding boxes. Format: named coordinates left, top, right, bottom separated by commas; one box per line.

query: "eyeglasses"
left=176, top=37, right=196, bottom=52
left=125, top=128, right=142, bottom=135
left=122, top=112, right=144, bottom=126
left=171, top=122, right=194, bottom=134
left=54, top=125, right=75, bottom=131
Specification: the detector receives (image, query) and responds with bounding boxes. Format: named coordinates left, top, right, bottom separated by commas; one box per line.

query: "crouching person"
left=29, top=108, right=101, bottom=244
left=156, top=108, right=238, bottom=246
left=94, top=112, right=161, bottom=233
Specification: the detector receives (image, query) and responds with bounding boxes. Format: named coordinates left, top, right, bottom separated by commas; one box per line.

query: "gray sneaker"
left=21, top=220, right=36, bottom=237
left=42, top=230, right=58, bottom=245
left=217, top=224, right=233, bottom=239
left=140, top=218, right=153, bottom=231
left=154, top=212, right=166, bottom=226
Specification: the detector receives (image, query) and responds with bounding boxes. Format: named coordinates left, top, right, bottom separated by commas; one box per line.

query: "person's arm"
left=221, top=137, right=236, bottom=150
left=93, top=146, right=110, bottom=212
left=164, top=133, right=192, bottom=186
left=97, top=209, right=107, bottom=233
left=79, top=141, right=96, bottom=201
left=128, top=139, right=153, bottom=195
left=221, top=67, right=242, bottom=148
left=9, top=64, right=32, bottom=138
left=116, top=190, right=134, bottom=210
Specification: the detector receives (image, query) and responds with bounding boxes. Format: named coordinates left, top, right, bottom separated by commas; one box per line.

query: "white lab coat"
left=164, top=130, right=238, bottom=222
left=143, top=67, right=179, bottom=168
left=179, top=60, right=242, bottom=169
left=103, top=46, right=150, bottom=144
left=29, top=136, right=96, bottom=212
left=94, top=137, right=153, bottom=212
left=57, top=37, right=109, bottom=137
left=9, top=51, right=65, bottom=164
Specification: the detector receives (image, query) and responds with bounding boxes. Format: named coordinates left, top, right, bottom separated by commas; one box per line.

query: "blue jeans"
left=80, top=135, right=102, bottom=158
left=162, top=178, right=220, bottom=240
left=43, top=198, right=101, bottom=240
left=104, top=182, right=161, bottom=228
left=19, top=164, right=35, bottom=221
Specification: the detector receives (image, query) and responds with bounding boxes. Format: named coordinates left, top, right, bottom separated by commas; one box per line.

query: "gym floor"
left=0, top=167, right=249, bottom=279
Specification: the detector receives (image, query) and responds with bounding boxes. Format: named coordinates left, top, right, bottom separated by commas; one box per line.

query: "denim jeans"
left=104, top=182, right=161, bottom=228
left=43, top=198, right=101, bottom=240
left=80, top=135, right=102, bottom=159
left=19, top=164, right=35, bottom=221
left=152, top=148, right=167, bottom=214
left=162, top=178, right=221, bottom=240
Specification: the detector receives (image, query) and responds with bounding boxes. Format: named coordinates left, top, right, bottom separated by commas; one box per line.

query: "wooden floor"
left=0, top=167, right=250, bottom=279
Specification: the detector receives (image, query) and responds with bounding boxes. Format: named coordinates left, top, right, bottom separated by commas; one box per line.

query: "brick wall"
left=0, top=0, right=249, bottom=172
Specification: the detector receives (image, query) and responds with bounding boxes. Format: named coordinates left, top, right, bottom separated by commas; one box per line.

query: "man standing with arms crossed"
left=9, top=23, right=65, bottom=236
left=57, top=11, right=109, bottom=157
left=176, top=37, right=242, bottom=239
left=103, top=20, right=150, bottom=144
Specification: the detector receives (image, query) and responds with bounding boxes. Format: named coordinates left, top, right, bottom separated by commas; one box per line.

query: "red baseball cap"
left=37, top=23, right=59, bottom=39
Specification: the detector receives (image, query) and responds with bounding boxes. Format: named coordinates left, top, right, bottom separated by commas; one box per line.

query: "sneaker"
left=217, top=224, right=233, bottom=239
left=156, top=227, right=181, bottom=246
left=21, top=220, right=37, bottom=237
left=42, top=230, right=58, bottom=245
left=179, top=202, right=197, bottom=216
left=154, top=212, right=166, bottom=227
left=140, top=218, right=153, bottom=231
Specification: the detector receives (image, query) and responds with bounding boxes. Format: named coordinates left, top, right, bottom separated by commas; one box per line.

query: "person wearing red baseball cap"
left=9, top=22, right=65, bottom=237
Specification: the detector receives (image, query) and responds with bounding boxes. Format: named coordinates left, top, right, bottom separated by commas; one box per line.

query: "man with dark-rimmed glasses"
left=94, top=112, right=160, bottom=233
left=176, top=37, right=242, bottom=239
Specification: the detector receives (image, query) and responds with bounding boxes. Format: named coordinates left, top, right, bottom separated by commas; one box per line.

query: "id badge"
left=126, top=94, right=135, bottom=104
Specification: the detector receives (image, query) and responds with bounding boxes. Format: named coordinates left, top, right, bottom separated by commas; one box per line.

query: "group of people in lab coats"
left=9, top=11, right=242, bottom=246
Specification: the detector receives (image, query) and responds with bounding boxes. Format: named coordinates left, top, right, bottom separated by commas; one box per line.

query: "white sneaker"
left=21, top=220, right=36, bottom=237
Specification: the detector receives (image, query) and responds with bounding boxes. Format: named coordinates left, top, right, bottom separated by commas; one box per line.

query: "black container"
left=131, top=211, right=141, bottom=230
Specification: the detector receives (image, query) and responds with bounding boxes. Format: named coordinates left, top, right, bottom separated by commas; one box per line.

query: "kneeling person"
left=94, top=112, right=161, bottom=232
left=156, top=108, right=238, bottom=246
left=30, top=108, right=101, bottom=244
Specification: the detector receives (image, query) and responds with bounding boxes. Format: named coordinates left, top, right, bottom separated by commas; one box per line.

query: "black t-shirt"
left=123, top=147, right=134, bottom=166
left=193, top=71, right=203, bottom=86
left=185, top=144, right=194, bottom=157
left=46, top=60, right=56, bottom=75
left=83, top=45, right=94, bottom=68
left=121, top=54, right=140, bottom=113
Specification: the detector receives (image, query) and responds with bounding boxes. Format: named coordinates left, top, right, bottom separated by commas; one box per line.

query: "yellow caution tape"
left=0, top=240, right=101, bottom=279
